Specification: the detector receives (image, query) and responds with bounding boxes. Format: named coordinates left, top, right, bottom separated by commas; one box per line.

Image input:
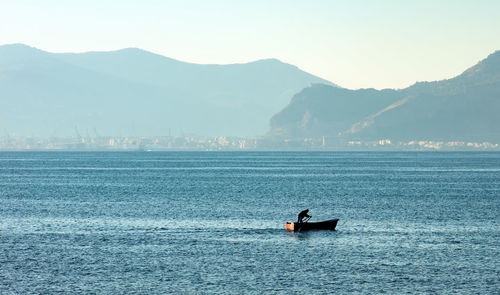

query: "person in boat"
left=297, top=209, right=311, bottom=224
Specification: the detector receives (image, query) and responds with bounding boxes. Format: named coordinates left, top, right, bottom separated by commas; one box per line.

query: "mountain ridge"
left=0, top=43, right=335, bottom=137
left=268, top=50, right=500, bottom=143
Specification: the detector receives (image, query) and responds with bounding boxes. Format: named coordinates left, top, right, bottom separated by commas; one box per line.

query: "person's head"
left=305, top=209, right=309, bottom=213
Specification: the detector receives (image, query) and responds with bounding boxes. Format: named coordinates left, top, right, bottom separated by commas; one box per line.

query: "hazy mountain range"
left=0, top=44, right=333, bottom=137
left=1, top=43, right=499, bottom=144
left=269, top=50, right=500, bottom=143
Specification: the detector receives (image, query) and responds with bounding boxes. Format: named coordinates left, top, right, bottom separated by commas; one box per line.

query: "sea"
left=0, top=151, right=499, bottom=294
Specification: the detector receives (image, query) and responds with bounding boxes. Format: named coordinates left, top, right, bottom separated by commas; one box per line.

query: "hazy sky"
left=1, top=0, right=499, bottom=89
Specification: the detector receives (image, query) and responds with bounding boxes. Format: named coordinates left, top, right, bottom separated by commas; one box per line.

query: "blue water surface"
left=1, top=152, right=499, bottom=294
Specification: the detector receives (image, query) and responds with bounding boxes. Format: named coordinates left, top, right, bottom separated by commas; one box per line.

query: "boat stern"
left=285, top=222, right=294, bottom=231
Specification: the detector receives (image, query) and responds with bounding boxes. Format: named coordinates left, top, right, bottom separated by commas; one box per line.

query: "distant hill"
left=0, top=44, right=334, bottom=137
left=268, top=51, right=500, bottom=143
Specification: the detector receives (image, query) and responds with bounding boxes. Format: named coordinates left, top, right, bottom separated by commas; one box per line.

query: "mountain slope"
left=0, top=44, right=335, bottom=137
left=268, top=51, right=500, bottom=143
left=269, top=84, right=403, bottom=138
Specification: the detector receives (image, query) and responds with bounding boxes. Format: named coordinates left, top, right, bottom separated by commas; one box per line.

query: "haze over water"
left=1, top=152, right=499, bottom=293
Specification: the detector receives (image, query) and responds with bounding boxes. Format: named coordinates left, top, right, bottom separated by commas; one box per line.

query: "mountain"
left=0, top=44, right=334, bottom=137
left=268, top=51, right=500, bottom=143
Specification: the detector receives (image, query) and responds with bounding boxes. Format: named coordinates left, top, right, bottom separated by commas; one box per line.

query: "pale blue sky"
left=1, top=0, right=499, bottom=89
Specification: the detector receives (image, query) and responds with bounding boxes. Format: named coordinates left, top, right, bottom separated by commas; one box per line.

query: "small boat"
left=285, top=219, right=339, bottom=231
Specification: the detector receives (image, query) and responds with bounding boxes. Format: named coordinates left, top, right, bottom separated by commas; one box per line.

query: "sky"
left=1, top=0, right=500, bottom=90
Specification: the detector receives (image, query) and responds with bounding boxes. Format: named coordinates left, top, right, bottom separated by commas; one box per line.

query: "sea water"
left=0, top=152, right=499, bottom=294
